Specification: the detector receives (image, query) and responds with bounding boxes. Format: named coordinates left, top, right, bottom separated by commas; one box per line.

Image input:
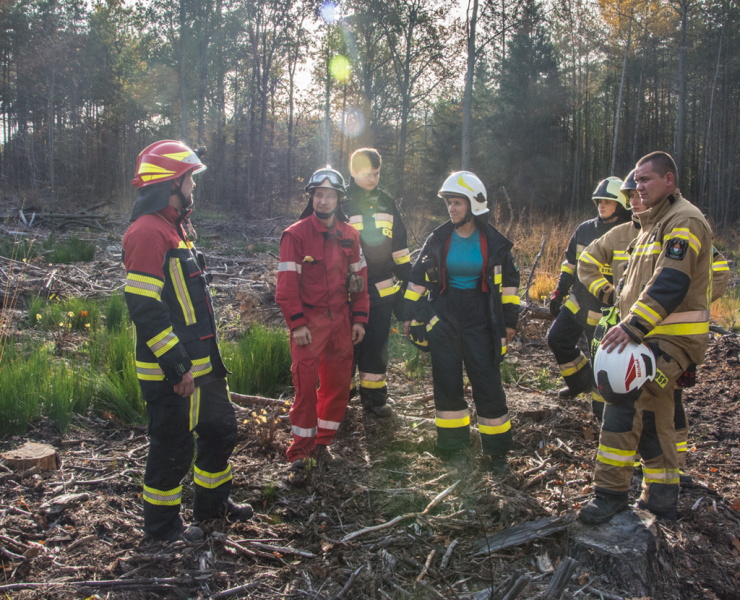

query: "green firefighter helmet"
left=592, top=176, right=628, bottom=209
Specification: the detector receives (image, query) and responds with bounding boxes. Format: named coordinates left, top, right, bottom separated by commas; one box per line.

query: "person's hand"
left=352, top=323, right=365, bottom=345
left=173, top=371, right=195, bottom=397
left=549, top=291, right=564, bottom=317
left=601, top=325, right=633, bottom=354
left=293, top=325, right=312, bottom=346
left=506, top=327, right=516, bottom=345
left=403, top=320, right=411, bottom=337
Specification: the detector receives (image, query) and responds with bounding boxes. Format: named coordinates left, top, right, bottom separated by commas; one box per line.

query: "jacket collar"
left=310, top=213, right=340, bottom=235
left=636, top=190, right=681, bottom=227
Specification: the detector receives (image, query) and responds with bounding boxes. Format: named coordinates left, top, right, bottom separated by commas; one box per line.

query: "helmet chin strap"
left=455, top=209, right=473, bottom=229
left=314, top=210, right=335, bottom=220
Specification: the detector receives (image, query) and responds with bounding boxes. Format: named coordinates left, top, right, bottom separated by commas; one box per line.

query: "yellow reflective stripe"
left=404, top=289, right=422, bottom=301
left=588, top=277, right=609, bottom=296
left=136, top=361, right=165, bottom=381
left=643, top=467, right=680, bottom=485
left=613, top=251, right=629, bottom=259
left=478, top=420, right=511, bottom=435
left=435, top=415, right=471, bottom=428
left=600, top=444, right=638, bottom=456
left=666, top=228, right=701, bottom=254
left=139, top=162, right=176, bottom=175
left=559, top=353, right=588, bottom=377
left=147, top=327, right=179, bottom=358
left=190, top=387, right=201, bottom=431
left=633, top=301, right=661, bottom=326
left=191, top=356, right=213, bottom=378
left=169, top=258, right=197, bottom=325
left=597, top=444, right=637, bottom=466
left=360, top=379, right=386, bottom=389
left=592, top=391, right=605, bottom=403
left=713, top=261, right=729, bottom=272
left=426, top=316, right=439, bottom=331
left=194, top=464, right=232, bottom=489
left=676, top=441, right=687, bottom=452
left=125, top=272, right=164, bottom=301
left=359, top=373, right=386, bottom=389
left=376, top=279, right=401, bottom=297
left=177, top=240, right=195, bottom=250
left=647, top=322, right=709, bottom=336
left=392, top=248, right=411, bottom=265
left=502, top=295, right=520, bottom=305
left=143, top=485, right=182, bottom=506
left=586, top=310, right=601, bottom=326
left=564, top=297, right=579, bottom=314
left=580, top=252, right=602, bottom=267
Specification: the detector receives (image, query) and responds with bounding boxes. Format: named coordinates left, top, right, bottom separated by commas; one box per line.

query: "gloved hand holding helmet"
left=593, top=341, right=656, bottom=405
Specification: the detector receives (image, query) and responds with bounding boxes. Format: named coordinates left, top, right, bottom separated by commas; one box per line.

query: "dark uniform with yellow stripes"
left=547, top=214, right=631, bottom=397
left=341, top=178, right=411, bottom=410
left=123, top=184, right=238, bottom=540
left=403, top=218, right=520, bottom=459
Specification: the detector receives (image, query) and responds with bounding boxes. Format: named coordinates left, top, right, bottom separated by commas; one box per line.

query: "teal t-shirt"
left=447, top=229, right=482, bottom=289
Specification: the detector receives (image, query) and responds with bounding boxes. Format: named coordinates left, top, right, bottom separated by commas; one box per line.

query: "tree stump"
left=568, top=509, right=659, bottom=597
left=1, top=442, right=60, bottom=471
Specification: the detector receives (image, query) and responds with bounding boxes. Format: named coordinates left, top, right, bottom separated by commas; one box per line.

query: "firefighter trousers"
left=143, top=377, right=237, bottom=540
left=547, top=307, right=595, bottom=397
left=288, top=308, right=353, bottom=462
left=428, top=288, right=513, bottom=457
left=355, top=300, right=393, bottom=407
left=595, top=342, right=686, bottom=515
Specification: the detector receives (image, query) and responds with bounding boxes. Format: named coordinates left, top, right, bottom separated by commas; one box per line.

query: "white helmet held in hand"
left=438, top=171, right=488, bottom=215
left=594, top=341, right=656, bottom=405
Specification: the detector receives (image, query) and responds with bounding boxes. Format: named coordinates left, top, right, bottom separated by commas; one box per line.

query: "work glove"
left=408, top=320, right=430, bottom=352
left=549, top=290, right=564, bottom=318
left=676, top=364, right=697, bottom=389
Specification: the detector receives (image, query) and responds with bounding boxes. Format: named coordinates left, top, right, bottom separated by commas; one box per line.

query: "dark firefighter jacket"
left=123, top=205, right=226, bottom=402
left=341, top=179, right=411, bottom=304
left=403, top=218, right=520, bottom=362
left=617, top=191, right=713, bottom=367
left=555, top=214, right=631, bottom=327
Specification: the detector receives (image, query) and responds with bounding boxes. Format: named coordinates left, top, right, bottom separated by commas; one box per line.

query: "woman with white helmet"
left=402, top=172, right=520, bottom=474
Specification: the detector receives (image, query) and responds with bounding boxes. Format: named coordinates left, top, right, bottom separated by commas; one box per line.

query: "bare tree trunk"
left=324, top=49, right=332, bottom=166
left=699, top=26, right=722, bottom=216
left=197, top=0, right=213, bottom=145
left=631, top=39, right=647, bottom=166
left=611, top=16, right=631, bottom=175
left=179, top=0, right=189, bottom=144
left=675, top=0, right=689, bottom=177
left=461, top=0, right=478, bottom=170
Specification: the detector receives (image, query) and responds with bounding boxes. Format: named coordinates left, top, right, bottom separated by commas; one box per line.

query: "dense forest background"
left=0, top=0, right=738, bottom=226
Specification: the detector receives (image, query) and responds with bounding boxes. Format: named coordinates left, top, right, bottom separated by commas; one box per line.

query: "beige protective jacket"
left=579, top=219, right=730, bottom=308
left=615, top=191, right=714, bottom=367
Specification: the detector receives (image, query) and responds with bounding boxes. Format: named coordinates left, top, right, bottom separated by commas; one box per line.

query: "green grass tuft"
left=0, top=237, right=37, bottom=261
left=221, top=325, right=292, bottom=397
left=44, top=235, right=96, bottom=263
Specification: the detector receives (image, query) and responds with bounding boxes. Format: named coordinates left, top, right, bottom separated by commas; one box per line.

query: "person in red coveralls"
left=276, top=167, right=370, bottom=470
left=123, top=140, right=252, bottom=542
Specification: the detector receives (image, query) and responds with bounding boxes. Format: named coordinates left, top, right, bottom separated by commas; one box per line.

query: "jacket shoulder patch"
left=665, top=238, right=688, bottom=260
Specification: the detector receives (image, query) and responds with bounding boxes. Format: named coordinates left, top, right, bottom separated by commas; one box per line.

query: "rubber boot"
left=161, top=524, right=204, bottom=543
left=482, top=454, right=511, bottom=477
left=225, top=499, right=253, bottom=521
left=578, top=489, right=629, bottom=524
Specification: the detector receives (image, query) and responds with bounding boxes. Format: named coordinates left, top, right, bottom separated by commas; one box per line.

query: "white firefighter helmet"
left=593, top=341, right=656, bottom=404
left=438, top=171, right=488, bottom=215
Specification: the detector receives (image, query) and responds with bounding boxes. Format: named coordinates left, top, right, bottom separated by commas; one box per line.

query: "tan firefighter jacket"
left=615, top=191, right=714, bottom=367
left=579, top=220, right=730, bottom=308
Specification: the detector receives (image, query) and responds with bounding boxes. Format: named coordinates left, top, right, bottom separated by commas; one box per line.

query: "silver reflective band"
left=291, top=425, right=318, bottom=437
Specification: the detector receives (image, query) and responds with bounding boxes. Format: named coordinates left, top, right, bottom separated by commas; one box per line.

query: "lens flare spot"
left=320, top=2, right=339, bottom=24
left=329, top=55, right=351, bottom=83
left=342, top=108, right=365, bottom=138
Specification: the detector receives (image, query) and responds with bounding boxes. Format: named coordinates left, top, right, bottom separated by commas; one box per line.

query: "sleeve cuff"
left=619, top=321, right=644, bottom=343
left=352, top=311, right=369, bottom=324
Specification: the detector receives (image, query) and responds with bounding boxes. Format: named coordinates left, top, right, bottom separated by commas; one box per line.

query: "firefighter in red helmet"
left=123, top=140, right=252, bottom=542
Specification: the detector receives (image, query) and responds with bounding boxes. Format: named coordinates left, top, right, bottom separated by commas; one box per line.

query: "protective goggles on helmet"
left=305, top=167, right=346, bottom=196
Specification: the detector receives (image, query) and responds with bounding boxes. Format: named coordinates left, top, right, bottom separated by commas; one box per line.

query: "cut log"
left=544, top=556, right=578, bottom=599
left=472, top=515, right=570, bottom=556
left=1, top=442, right=59, bottom=471
left=568, top=508, right=658, bottom=597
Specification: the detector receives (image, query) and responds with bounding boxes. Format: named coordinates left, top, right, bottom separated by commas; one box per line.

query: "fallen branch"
left=340, top=481, right=461, bottom=543
left=544, top=557, right=578, bottom=599
left=416, top=549, right=436, bottom=582
left=248, top=541, right=316, bottom=558
left=440, top=539, right=458, bottom=569
left=229, top=392, right=290, bottom=408
left=521, top=464, right=562, bottom=490
left=334, top=565, right=365, bottom=599
left=472, top=515, right=570, bottom=556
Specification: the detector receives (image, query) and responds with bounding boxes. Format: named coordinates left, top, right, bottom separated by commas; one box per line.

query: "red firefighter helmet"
left=132, top=140, right=206, bottom=189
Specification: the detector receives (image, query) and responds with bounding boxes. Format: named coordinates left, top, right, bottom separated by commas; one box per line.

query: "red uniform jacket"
left=276, top=214, right=369, bottom=330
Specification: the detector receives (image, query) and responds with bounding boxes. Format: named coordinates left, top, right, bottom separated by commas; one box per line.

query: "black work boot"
left=559, top=363, right=593, bottom=399
left=367, top=403, right=393, bottom=418
left=161, top=524, right=204, bottom=543
left=578, top=489, right=629, bottom=524
left=482, top=454, right=511, bottom=477
left=225, top=499, right=253, bottom=521
left=637, top=483, right=678, bottom=520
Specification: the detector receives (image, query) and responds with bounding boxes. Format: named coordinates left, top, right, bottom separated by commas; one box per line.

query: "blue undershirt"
left=447, top=229, right=483, bottom=289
